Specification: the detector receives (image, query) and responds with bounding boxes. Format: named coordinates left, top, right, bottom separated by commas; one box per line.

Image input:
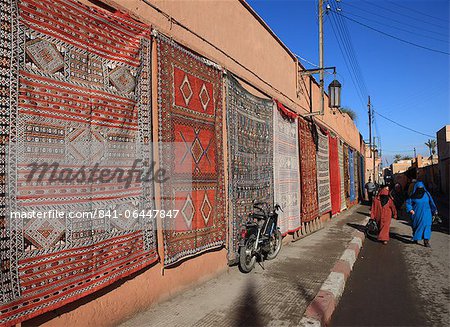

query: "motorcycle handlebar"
left=274, top=204, right=283, bottom=212
left=252, top=201, right=283, bottom=213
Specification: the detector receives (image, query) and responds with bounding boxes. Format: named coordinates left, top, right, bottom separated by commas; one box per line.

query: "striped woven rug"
left=273, top=103, right=301, bottom=234
left=316, top=128, right=332, bottom=215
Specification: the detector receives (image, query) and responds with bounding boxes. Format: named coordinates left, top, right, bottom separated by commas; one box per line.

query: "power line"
left=327, top=0, right=368, bottom=108
left=342, top=2, right=449, bottom=39
left=328, top=14, right=366, bottom=107
left=330, top=10, right=450, bottom=55
left=383, top=150, right=415, bottom=153
left=374, top=87, right=443, bottom=116
left=373, top=110, right=435, bottom=138
left=362, top=0, right=449, bottom=31
left=339, top=10, right=449, bottom=44
left=387, top=1, right=450, bottom=23
left=332, top=0, right=369, bottom=96
left=295, top=54, right=319, bottom=67
left=384, top=147, right=427, bottom=153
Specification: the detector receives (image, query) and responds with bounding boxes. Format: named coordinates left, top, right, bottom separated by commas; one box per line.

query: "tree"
left=340, top=107, right=357, bottom=121
left=424, top=139, right=437, bottom=158
left=401, top=155, right=412, bottom=160
left=393, top=154, right=402, bottom=163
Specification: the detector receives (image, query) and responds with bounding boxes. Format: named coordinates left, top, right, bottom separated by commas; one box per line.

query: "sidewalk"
left=119, top=205, right=368, bottom=327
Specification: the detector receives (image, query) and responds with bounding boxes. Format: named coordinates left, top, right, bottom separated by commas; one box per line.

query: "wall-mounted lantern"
left=299, top=66, right=340, bottom=116
left=328, top=79, right=341, bottom=108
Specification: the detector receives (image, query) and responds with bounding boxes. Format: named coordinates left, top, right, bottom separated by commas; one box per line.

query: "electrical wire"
left=337, top=10, right=449, bottom=44
left=327, top=0, right=368, bottom=109
left=328, top=14, right=366, bottom=107
left=330, top=9, right=450, bottom=55
left=374, top=87, right=443, bottom=115
left=295, top=54, right=319, bottom=67
left=373, top=114, right=383, bottom=157
left=331, top=0, right=369, bottom=96
left=387, top=1, right=450, bottom=23
left=362, top=0, right=449, bottom=31
left=373, top=110, right=435, bottom=138
left=383, top=149, right=416, bottom=153
left=342, top=1, right=449, bottom=38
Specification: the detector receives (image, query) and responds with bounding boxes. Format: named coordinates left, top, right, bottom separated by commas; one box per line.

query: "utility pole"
left=368, top=96, right=374, bottom=181
left=319, top=0, right=324, bottom=115
left=414, top=147, right=417, bottom=158
left=368, top=96, right=372, bottom=159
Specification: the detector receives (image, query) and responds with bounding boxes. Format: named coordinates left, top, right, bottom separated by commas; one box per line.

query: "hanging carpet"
left=343, top=143, right=350, bottom=206
left=354, top=151, right=361, bottom=202
left=359, top=154, right=365, bottom=201
left=226, top=75, right=274, bottom=262
left=156, top=34, right=226, bottom=267
left=316, top=127, right=332, bottom=215
left=273, top=102, right=301, bottom=235
left=328, top=134, right=341, bottom=215
left=1, top=0, right=156, bottom=325
left=349, top=148, right=356, bottom=202
left=298, top=117, right=319, bottom=222
left=338, top=140, right=347, bottom=211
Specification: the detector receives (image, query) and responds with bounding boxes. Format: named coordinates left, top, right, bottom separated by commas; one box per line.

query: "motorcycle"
left=238, top=201, right=283, bottom=273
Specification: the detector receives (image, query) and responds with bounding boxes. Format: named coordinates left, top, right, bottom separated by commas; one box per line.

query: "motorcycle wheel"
left=265, top=230, right=282, bottom=260
left=239, top=234, right=257, bottom=273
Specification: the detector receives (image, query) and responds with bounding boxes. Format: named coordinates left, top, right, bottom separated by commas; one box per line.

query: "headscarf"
left=410, top=181, right=428, bottom=199
left=378, top=187, right=390, bottom=207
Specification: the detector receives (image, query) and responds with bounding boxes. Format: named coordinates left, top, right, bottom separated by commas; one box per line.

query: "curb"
left=299, top=219, right=368, bottom=327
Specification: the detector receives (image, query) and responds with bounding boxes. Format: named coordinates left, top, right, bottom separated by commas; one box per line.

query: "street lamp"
left=328, top=79, right=341, bottom=108
left=300, top=66, right=340, bottom=116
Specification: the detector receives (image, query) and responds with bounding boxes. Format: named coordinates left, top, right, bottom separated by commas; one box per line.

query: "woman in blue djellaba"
left=406, top=181, right=438, bottom=247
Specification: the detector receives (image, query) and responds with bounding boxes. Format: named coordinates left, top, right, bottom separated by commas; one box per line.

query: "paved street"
left=119, top=206, right=367, bottom=327
left=332, top=199, right=450, bottom=326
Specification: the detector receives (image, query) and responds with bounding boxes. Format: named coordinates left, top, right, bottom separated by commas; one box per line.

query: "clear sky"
left=247, top=0, right=449, bottom=165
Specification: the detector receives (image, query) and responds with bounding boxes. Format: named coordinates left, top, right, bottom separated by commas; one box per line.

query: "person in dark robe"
left=390, top=183, right=405, bottom=211
left=371, top=187, right=397, bottom=244
left=406, top=181, right=438, bottom=247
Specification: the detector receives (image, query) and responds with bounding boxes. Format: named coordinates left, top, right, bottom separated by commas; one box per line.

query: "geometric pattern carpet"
left=226, top=75, right=274, bottom=262
left=157, top=34, right=226, bottom=267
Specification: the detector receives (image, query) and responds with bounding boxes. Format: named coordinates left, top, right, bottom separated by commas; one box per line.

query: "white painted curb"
left=299, top=317, right=322, bottom=327
left=350, top=236, right=362, bottom=248
left=320, top=271, right=346, bottom=300
left=302, top=217, right=367, bottom=327
left=340, top=249, right=357, bottom=269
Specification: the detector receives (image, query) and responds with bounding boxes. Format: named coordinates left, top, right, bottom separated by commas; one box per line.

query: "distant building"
left=391, top=159, right=412, bottom=174
left=365, top=146, right=382, bottom=183
left=412, top=154, right=438, bottom=168
left=437, top=125, right=450, bottom=195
